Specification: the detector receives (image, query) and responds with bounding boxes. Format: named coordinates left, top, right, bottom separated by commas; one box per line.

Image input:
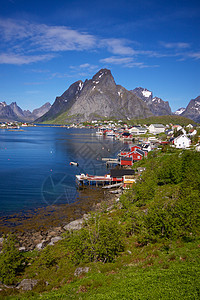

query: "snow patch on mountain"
left=174, top=107, right=186, bottom=115
left=142, top=90, right=152, bottom=98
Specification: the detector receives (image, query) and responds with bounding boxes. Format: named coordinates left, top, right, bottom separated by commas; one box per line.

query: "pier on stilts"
left=76, top=169, right=135, bottom=189
left=76, top=173, right=123, bottom=188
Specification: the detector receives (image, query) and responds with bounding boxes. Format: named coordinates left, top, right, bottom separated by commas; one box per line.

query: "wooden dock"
left=102, top=158, right=120, bottom=167
left=76, top=173, right=123, bottom=187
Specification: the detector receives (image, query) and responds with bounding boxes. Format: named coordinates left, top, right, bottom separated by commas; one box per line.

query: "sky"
left=0, top=0, right=199, bottom=112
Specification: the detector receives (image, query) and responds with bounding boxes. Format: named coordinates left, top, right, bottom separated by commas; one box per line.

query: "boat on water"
left=96, top=129, right=103, bottom=136
left=106, top=130, right=115, bottom=137
left=70, top=161, right=79, bottom=166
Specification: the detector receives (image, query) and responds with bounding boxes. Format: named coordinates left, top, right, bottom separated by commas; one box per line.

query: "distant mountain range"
left=1, top=69, right=199, bottom=123
left=0, top=102, right=51, bottom=122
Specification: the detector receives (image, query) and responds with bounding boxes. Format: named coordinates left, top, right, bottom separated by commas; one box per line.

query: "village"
left=0, top=121, right=30, bottom=129
left=75, top=120, right=200, bottom=190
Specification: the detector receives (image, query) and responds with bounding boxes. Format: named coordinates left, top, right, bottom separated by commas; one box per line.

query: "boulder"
left=63, top=218, right=84, bottom=231
left=74, top=267, right=90, bottom=277
left=19, top=246, right=26, bottom=252
left=17, top=279, right=38, bottom=291
left=48, top=236, right=62, bottom=246
left=36, top=240, right=46, bottom=250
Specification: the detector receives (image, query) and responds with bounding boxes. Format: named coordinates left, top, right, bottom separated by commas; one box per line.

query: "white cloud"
left=31, top=24, right=96, bottom=52
left=161, top=42, right=191, bottom=49
left=0, top=18, right=97, bottom=65
left=100, top=56, right=158, bottom=68
left=101, top=38, right=135, bottom=56
left=187, top=52, right=200, bottom=59
left=70, top=63, right=98, bottom=72
left=0, top=18, right=198, bottom=68
left=69, top=63, right=99, bottom=77
left=0, top=53, right=53, bottom=65
left=100, top=56, right=133, bottom=65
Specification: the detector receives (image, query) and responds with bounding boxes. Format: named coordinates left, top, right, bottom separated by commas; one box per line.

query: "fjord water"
left=0, top=126, right=123, bottom=217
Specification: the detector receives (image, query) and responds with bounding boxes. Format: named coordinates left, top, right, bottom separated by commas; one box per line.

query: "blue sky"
left=0, top=0, right=199, bottom=112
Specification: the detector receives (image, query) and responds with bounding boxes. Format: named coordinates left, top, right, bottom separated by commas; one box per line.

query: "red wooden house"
left=119, top=146, right=146, bottom=164
left=120, top=156, right=133, bottom=166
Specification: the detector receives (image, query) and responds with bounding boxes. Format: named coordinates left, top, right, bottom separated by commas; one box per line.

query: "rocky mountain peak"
left=0, top=101, right=7, bottom=107
left=174, top=107, right=186, bottom=115
left=181, top=95, right=200, bottom=122
left=90, top=69, right=116, bottom=89
left=36, top=68, right=153, bottom=123
left=131, top=87, right=153, bottom=103
left=131, top=87, right=172, bottom=116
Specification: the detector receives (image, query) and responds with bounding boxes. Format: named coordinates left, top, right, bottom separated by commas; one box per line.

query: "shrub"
left=0, top=234, right=24, bottom=285
left=64, top=215, right=124, bottom=264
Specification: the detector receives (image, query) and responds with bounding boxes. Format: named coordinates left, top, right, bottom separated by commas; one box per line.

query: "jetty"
left=102, top=157, right=120, bottom=167
left=76, top=169, right=135, bottom=188
left=76, top=173, right=122, bottom=187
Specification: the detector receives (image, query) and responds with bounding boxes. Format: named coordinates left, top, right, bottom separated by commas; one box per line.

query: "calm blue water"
left=0, top=126, right=124, bottom=217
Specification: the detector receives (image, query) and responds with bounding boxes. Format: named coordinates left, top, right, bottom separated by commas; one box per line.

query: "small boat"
left=70, top=161, right=79, bottom=166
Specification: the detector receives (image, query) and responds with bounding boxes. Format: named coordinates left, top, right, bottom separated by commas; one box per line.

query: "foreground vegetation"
left=0, top=148, right=199, bottom=299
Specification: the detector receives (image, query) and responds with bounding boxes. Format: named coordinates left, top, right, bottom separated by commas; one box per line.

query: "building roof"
left=110, top=169, right=135, bottom=177
left=150, top=124, right=165, bottom=128
left=136, top=149, right=145, bottom=156
left=174, top=134, right=191, bottom=141
left=120, top=157, right=133, bottom=161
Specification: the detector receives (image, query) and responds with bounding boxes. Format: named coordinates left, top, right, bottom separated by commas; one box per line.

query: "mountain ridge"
left=1, top=69, right=200, bottom=123
left=37, top=69, right=154, bottom=123
left=0, top=102, right=51, bottom=122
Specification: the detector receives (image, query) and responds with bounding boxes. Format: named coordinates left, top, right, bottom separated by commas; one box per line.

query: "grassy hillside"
left=0, top=148, right=199, bottom=299
left=129, top=115, right=197, bottom=126
left=39, top=113, right=197, bottom=126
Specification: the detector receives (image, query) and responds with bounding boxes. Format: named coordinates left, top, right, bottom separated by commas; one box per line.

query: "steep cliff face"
left=131, top=87, right=172, bottom=116
left=38, top=81, right=84, bottom=122
left=181, top=96, right=200, bottom=123
left=37, top=69, right=153, bottom=123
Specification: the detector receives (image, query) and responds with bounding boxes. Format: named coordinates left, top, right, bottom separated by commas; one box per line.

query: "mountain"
left=31, top=102, right=52, bottom=120
left=0, top=101, right=7, bottom=110
left=0, top=102, right=51, bottom=122
left=174, top=107, right=186, bottom=115
left=180, top=96, right=200, bottom=123
left=37, top=69, right=153, bottom=123
left=131, top=87, right=172, bottom=116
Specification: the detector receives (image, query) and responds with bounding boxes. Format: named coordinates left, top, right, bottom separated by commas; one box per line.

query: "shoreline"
left=0, top=187, right=120, bottom=251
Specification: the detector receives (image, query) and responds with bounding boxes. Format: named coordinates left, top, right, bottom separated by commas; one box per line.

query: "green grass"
left=128, top=115, right=197, bottom=126
left=1, top=238, right=199, bottom=299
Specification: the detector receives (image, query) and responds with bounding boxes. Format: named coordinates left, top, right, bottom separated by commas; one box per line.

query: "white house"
left=148, top=124, right=165, bottom=134
left=129, top=126, right=148, bottom=135
left=173, top=134, right=191, bottom=149
left=172, top=125, right=183, bottom=132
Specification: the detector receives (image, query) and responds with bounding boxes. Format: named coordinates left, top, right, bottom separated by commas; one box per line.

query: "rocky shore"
left=0, top=187, right=121, bottom=252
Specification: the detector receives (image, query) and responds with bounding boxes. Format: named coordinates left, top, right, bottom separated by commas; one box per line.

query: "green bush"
left=64, top=215, right=124, bottom=264
left=120, top=150, right=200, bottom=243
left=0, top=234, right=24, bottom=285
